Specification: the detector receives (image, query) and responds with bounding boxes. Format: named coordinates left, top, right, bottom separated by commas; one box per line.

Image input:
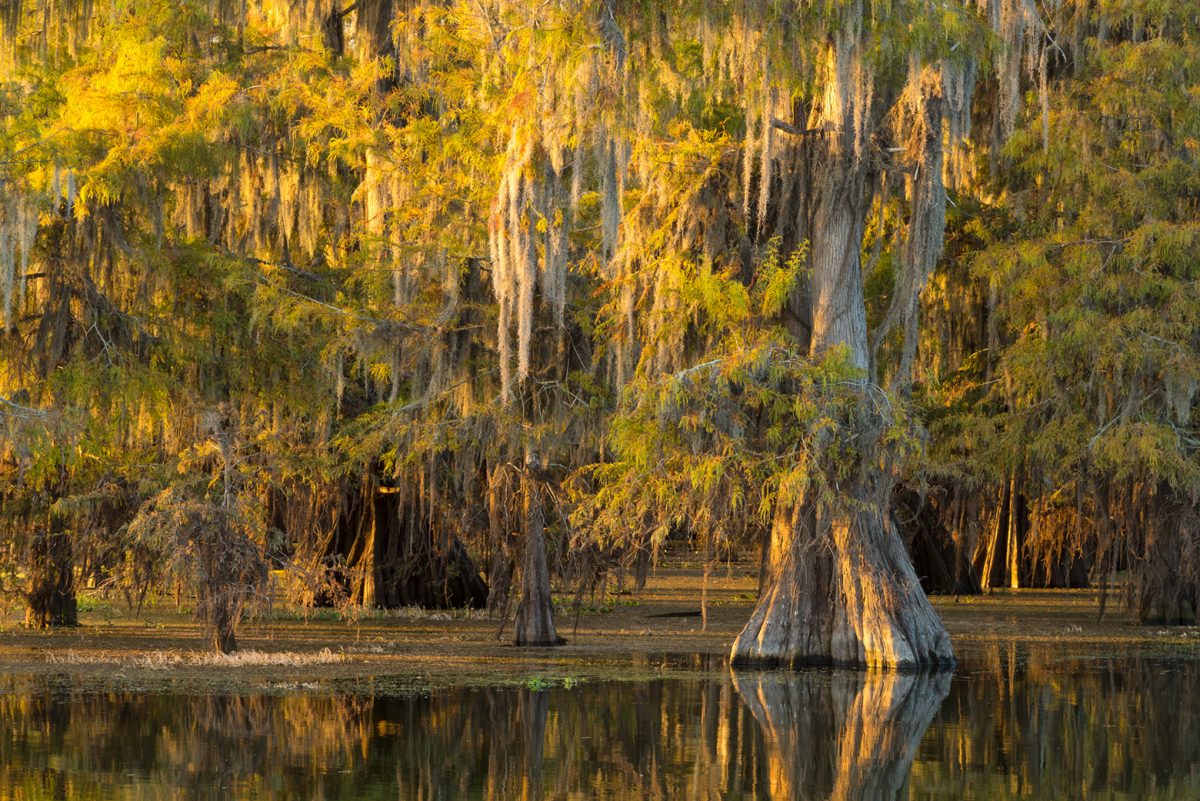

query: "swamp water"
left=1, top=644, right=1198, bottom=800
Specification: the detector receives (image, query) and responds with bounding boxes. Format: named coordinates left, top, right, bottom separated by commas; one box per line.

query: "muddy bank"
left=0, top=567, right=1196, bottom=694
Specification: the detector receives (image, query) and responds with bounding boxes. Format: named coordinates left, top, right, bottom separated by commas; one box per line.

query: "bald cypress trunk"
left=25, top=519, right=77, bottom=629
left=732, top=475, right=954, bottom=668
left=513, top=450, right=564, bottom=646
left=731, top=79, right=954, bottom=667
left=210, top=604, right=238, bottom=654
left=1131, top=488, right=1199, bottom=625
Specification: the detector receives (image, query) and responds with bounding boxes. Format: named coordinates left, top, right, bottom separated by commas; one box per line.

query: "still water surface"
left=1, top=644, right=1198, bottom=800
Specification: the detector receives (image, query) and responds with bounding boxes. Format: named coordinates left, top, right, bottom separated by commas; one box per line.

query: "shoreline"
left=1, top=570, right=1197, bottom=695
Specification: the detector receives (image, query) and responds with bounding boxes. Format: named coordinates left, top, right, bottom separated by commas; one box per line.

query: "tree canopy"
left=2, top=0, right=1197, bottom=657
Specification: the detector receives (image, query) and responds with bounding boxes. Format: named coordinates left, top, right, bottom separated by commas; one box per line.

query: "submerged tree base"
left=513, top=635, right=568, bottom=647
left=731, top=501, right=955, bottom=670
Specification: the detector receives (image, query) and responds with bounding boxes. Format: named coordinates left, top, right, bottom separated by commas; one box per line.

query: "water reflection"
left=733, top=670, right=950, bottom=800
left=919, top=643, right=1200, bottom=800
left=0, top=646, right=1198, bottom=800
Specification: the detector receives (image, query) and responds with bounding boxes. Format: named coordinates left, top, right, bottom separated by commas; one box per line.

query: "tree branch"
left=770, top=119, right=827, bottom=138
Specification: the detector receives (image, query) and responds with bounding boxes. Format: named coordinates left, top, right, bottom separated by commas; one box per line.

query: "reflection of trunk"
left=513, top=455, right=564, bottom=646
left=519, top=689, right=550, bottom=801
left=25, top=518, right=77, bottom=628
left=731, top=94, right=953, bottom=667
left=733, top=669, right=951, bottom=800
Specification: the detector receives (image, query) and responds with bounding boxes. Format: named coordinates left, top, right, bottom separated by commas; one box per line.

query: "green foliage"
left=574, top=240, right=922, bottom=561
left=921, top=0, right=1200, bottom=609
left=945, top=1, right=1200, bottom=490
left=2, top=0, right=1195, bottom=628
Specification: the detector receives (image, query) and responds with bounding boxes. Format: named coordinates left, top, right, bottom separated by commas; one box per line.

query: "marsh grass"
left=271, top=605, right=491, bottom=623
left=47, top=647, right=346, bottom=669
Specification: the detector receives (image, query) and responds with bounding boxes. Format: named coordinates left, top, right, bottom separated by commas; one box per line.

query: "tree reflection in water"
left=732, top=670, right=951, bottom=800
left=0, top=647, right=1199, bottom=799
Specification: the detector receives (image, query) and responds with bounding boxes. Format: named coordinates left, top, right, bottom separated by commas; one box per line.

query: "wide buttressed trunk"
left=731, top=34, right=953, bottom=669
left=732, top=486, right=955, bottom=668
left=730, top=255, right=955, bottom=665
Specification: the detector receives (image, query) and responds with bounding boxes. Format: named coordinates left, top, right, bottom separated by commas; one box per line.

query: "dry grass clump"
left=46, top=648, right=346, bottom=669
left=288, top=605, right=490, bottom=623
left=372, top=606, right=489, bottom=622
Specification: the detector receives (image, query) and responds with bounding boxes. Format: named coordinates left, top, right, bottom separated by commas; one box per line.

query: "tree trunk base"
left=25, top=594, right=77, bottom=629
left=25, top=528, right=77, bottom=629
left=894, top=487, right=980, bottom=595
left=513, top=610, right=567, bottom=646
left=512, top=473, right=565, bottom=647
left=731, top=505, right=955, bottom=670
left=1132, top=497, right=1200, bottom=626
left=212, top=621, right=237, bottom=655
left=1137, top=585, right=1197, bottom=626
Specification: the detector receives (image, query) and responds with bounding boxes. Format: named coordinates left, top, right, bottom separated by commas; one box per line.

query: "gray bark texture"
left=731, top=40, right=954, bottom=669
left=513, top=451, right=565, bottom=646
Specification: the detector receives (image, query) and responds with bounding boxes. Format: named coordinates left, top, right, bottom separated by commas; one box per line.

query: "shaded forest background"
left=1, top=0, right=1198, bottom=652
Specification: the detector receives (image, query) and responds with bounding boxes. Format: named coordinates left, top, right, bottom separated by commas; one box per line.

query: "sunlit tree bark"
left=732, top=26, right=954, bottom=669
